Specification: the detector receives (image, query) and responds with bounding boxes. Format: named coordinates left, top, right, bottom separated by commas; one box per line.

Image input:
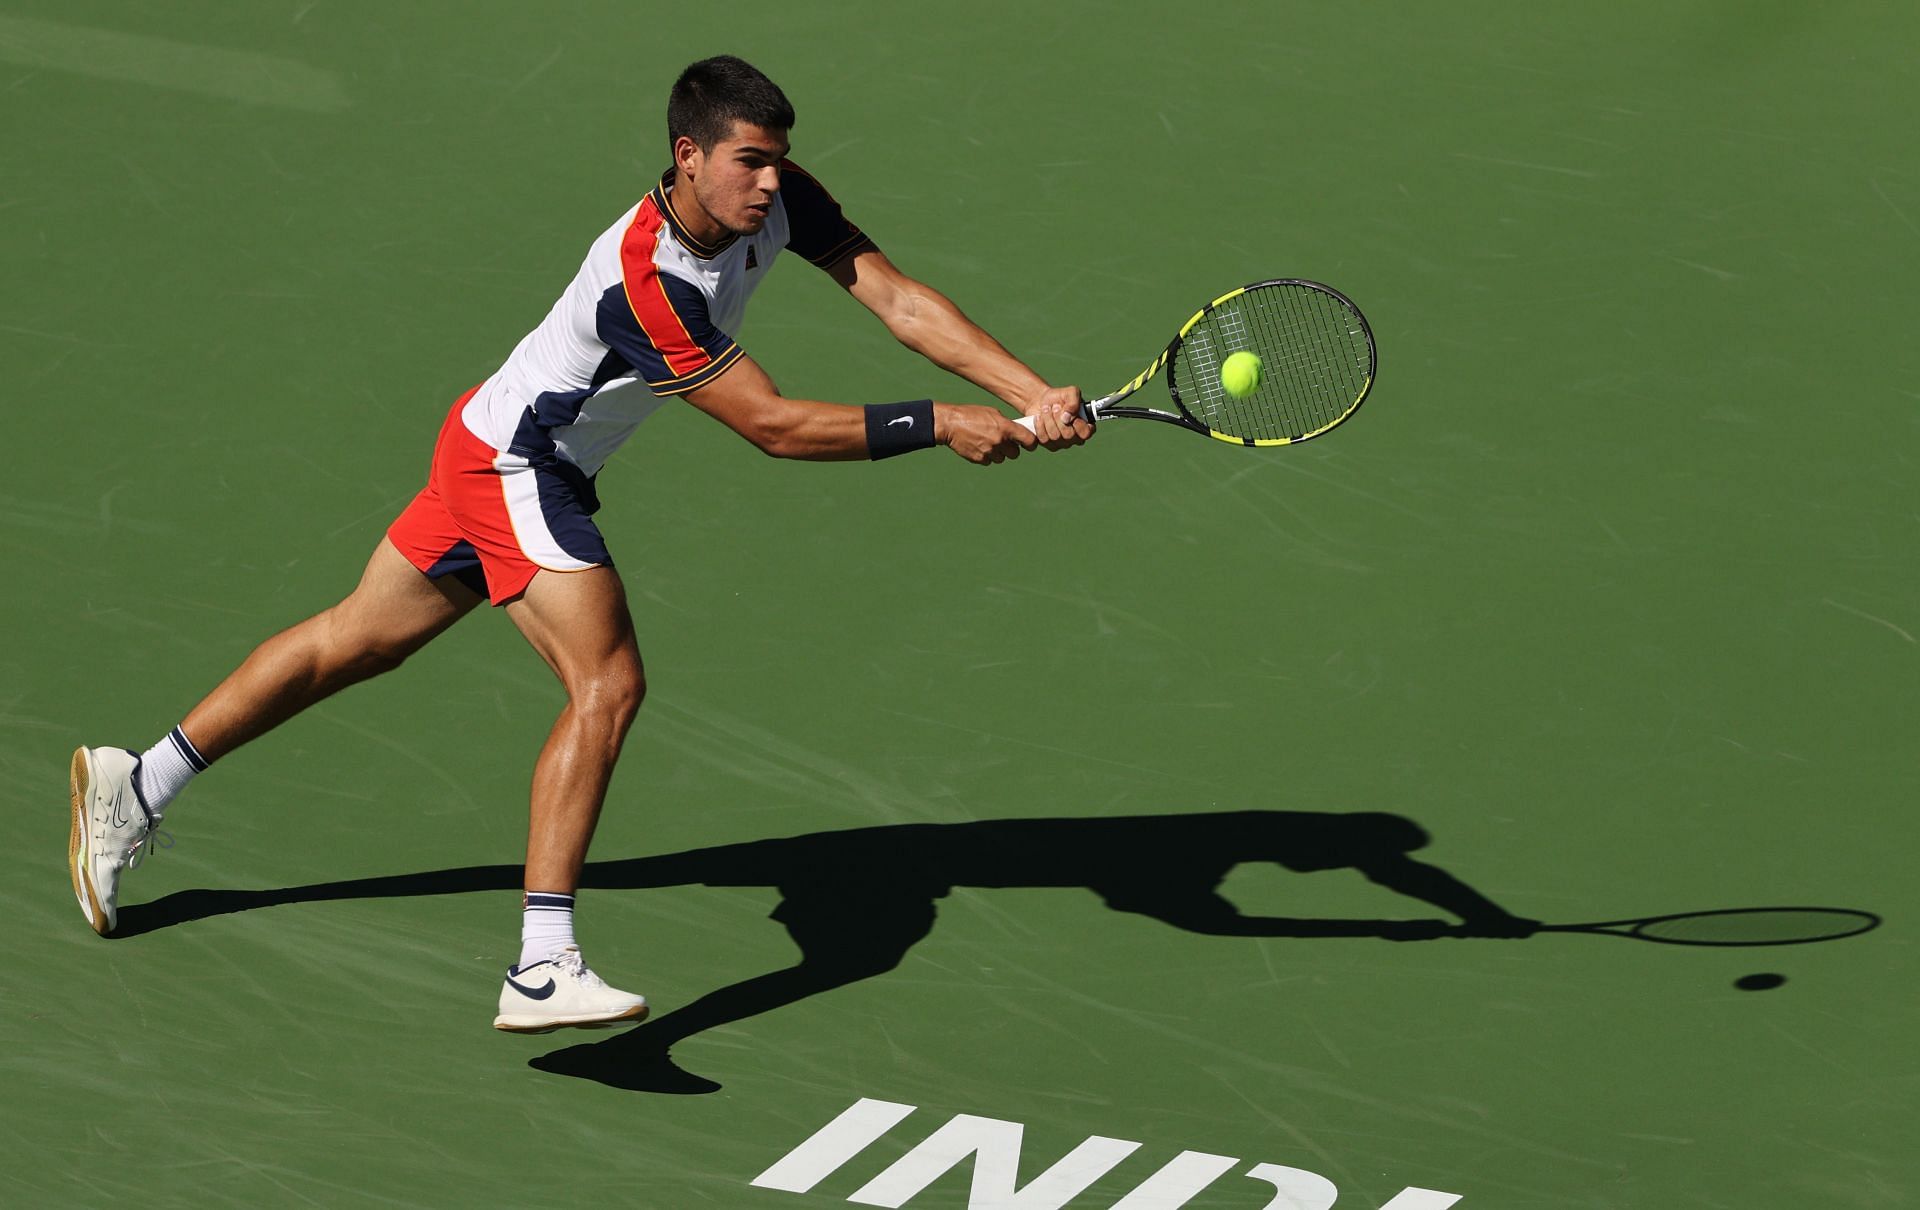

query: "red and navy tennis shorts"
left=387, top=387, right=612, bottom=606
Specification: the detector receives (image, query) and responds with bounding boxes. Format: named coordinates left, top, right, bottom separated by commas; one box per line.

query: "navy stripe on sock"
left=524, top=893, right=575, bottom=910
left=170, top=726, right=210, bottom=772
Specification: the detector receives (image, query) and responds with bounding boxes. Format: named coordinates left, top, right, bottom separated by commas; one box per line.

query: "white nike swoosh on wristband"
left=887, top=416, right=913, bottom=429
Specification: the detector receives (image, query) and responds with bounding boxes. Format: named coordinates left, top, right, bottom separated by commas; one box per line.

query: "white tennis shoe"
left=68, top=746, right=162, bottom=936
left=494, top=946, right=649, bottom=1033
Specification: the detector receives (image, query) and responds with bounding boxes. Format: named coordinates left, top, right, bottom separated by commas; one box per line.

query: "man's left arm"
left=829, top=247, right=1091, bottom=450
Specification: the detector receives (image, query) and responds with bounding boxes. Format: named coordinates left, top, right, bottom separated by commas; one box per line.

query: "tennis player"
left=67, top=55, right=1092, bottom=1033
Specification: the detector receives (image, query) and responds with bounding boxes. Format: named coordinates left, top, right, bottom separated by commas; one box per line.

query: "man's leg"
left=70, top=538, right=482, bottom=935
left=502, top=565, right=646, bottom=892
left=181, top=538, right=483, bottom=761
left=491, top=564, right=650, bottom=1033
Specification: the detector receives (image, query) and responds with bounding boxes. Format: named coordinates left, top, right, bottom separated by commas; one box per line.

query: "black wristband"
left=864, top=400, right=937, bottom=460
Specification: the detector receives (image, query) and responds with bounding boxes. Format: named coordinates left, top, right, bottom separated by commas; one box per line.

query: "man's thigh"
left=502, top=566, right=640, bottom=688
left=331, top=538, right=485, bottom=654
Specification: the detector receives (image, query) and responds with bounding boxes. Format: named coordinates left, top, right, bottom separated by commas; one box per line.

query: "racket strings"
left=1172, top=284, right=1372, bottom=442
left=1629, top=908, right=1878, bottom=945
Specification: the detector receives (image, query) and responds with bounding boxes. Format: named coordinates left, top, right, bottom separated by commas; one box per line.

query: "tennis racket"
left=1538, top=907, right=1879, bottom=947
left=1016, top=278, right=1376, bottom=447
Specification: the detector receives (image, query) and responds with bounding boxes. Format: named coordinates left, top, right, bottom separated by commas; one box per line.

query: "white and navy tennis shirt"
left=459, top=162, right=871, bottom=477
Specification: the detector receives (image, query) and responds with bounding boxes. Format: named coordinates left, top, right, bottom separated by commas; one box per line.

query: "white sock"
left=133, top=726, right=208, bottom=817
left=518, top=892, right=577, bottom=968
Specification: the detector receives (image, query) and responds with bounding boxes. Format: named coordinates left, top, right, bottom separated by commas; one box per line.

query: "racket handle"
left=1013, top=404, right=1098, bottom=433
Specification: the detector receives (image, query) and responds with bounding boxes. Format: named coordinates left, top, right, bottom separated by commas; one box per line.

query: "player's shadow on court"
left=535, top=810, right=1541, bottom=1094
left=116, top=810, right=1536, bottom=1095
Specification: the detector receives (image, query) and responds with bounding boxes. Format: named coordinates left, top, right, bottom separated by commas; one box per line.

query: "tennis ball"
left=1220, top=351, right=1262, bottom=398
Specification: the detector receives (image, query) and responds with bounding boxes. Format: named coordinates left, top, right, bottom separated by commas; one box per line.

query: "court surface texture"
left=4, top=3, right=1915, bottom=1207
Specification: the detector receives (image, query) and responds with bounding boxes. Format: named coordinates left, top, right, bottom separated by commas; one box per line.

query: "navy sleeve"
left=780, top=159, right=875, bottom=270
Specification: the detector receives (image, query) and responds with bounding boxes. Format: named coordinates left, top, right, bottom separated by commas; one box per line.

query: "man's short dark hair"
left=668, top=56, right=795, bottom=153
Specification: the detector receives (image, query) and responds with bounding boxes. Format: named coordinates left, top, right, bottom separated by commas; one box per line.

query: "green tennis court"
left=6, top=2, right=1915, bottom=1206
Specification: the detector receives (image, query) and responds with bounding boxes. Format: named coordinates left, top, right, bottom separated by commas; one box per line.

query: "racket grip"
left=1013, top=405, right=1097, bottom=434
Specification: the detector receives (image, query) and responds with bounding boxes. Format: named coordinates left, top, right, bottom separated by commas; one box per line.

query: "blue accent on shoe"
left=122, top=750, right=157, bottom=824
left=505, top=966, right=558, bottom=1000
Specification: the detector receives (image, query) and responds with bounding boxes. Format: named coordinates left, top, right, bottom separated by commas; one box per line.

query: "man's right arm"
left=1353, top=854, right=1541, bottom=936
left=682, top=354, right=1038, bottom=465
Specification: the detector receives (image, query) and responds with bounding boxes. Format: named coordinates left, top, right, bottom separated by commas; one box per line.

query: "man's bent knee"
left=572, top=653, right=645, bottom=731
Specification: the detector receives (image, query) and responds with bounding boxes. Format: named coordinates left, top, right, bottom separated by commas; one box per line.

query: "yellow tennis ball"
left=1220, top=351, right=1262, bottom=398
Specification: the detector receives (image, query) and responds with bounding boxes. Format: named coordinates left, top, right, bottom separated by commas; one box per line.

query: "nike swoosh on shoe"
left=505, top=972, right=557, bottom=1000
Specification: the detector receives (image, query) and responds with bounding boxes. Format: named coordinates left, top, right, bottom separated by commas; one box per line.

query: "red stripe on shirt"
left=619, top=199, right=709, bottom=379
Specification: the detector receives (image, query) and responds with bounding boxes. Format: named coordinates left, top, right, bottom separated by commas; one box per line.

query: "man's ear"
left=672, top=134, right=703, bottom=176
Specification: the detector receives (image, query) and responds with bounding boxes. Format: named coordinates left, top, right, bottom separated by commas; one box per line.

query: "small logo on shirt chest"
left=745, top=245, right=759, bottom=270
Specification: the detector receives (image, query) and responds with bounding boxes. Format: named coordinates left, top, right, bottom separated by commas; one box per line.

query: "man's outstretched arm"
left=682, top=352, right=1037, bottom=465
left=1353, top=855, right=1540, bottom=936
left=829, top=246, right=1091, bottom=449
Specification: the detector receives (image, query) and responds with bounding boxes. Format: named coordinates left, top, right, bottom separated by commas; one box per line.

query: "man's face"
left=680, top=121, right=789, bottom=238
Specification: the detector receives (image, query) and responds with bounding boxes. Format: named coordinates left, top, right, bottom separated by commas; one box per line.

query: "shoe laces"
left=126, top=826, right=173, bottom=870
left=550, top=947, right=607, bottom=989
